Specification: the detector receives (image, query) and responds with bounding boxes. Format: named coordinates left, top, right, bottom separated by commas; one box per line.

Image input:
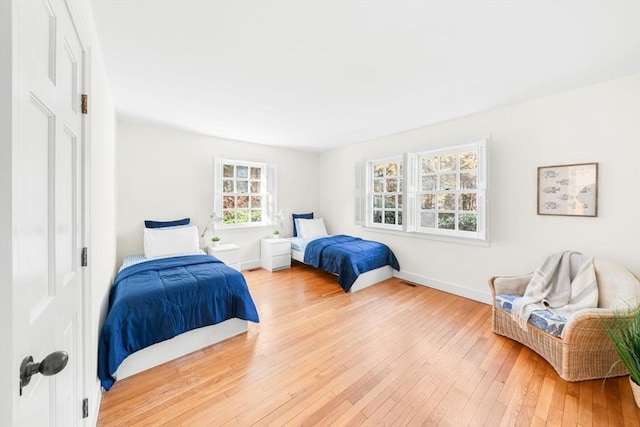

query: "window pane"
left=398, top=210, right=403, bottom=226
left=236, top=210, right=249, bottom=223
left=459, top=193, right=476, bottom=211
left=440, top=154, right=456, bottom=171
left=251, top=210, right=262, bottom=222
left=236, top=166, right=248, bottom=178
left=438, top=194, right=455, bottom=210
left=373, top=195, right=383, bottom=208
left=422, top=157, right=437, bottom=173
left=223, top=164, right=234, bottom=178
left=223, top=210, right=235, bottom=224
left=421, top=212, right=435, bottom=228
left=386, top=178, right=398, bottom=192
left=386, top=162, right=399, bottom=177
left=460, top=172, right=477, bottom=190
left=237, top=196, right=249, bottom=208
left=422, top=176, right=437, bottom=191
left=458, top=214, right=477, bottom=231
left=237, top=180, right=248, bottom=193
left=398, top=195, right=403, bottom=208
left=438, top=213, right=455, bottom=229
left=421, top=194, right=435, bottom=210
left=373, top=164, right=384, bottom=177
left=250, top=167, right=261, bottom=179
left=384, top=211, right=396, bottom=224
left=223, top=196, right=235, bottom=209
left=250, top=181, right=261, bottom=193
left=385, top=195, right=395, bottom=208
left=373, top=179, right=384, bottom=192
left=223, top=179, right=234, bottom=192
left=460, top=152, right=477, bottom=170
left=251, top=195, right=262, bottom=208
left=373, top=210, right=383, bottom=223
left=439, top=174, right=456, bottom=191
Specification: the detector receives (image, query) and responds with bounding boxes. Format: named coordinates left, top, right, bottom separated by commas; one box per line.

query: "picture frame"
left=537, top=162, right=598, bottom=217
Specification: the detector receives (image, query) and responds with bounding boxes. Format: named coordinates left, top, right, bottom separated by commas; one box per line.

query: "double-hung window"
left=358, top=139, right=487, bottom=242
left=214, top=158, right=277, bottom=228
left=370, top=157, right=403, bottom=230
left=416, top=141, right=486, bottom=239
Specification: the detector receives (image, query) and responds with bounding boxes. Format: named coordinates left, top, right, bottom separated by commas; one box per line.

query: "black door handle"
left=19, top=351, right=69, bottom=396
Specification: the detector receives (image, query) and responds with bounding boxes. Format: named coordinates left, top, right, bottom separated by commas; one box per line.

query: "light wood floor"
left=97, top=262, right=640, bottom=426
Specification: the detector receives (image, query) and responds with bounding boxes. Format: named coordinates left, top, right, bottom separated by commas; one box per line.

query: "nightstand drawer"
left=207, top=243, right=241, bottom=270
left=270, top=241, right=291, bottom=256
left=261, top=238, right=291, bottom=272
left=271, top=254, right=291, bottom=270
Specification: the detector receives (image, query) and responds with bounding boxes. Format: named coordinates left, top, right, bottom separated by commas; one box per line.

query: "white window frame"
left=414, top=140, right=487, bottom=240
left=214, top=157, right=277, bottom=229
left=356, top=138, right=488, bottom=243
left=365, top=155, right=404, bottom=231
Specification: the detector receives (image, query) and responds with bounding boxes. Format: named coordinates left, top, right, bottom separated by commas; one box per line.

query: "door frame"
left=0, top=0, right=16, bottom=424
left=0, top=0, right=93, bottom=425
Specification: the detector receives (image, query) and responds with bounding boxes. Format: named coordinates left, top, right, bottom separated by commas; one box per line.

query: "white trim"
left=0, top=0, right=15, bottom=424
left=393, top=270, right=492, bottom=304
left=363, top=225, right=490, bottom=247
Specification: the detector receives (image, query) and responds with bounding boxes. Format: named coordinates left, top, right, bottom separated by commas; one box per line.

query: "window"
left=370, top=158, right=403, bottom=229
left=358, top=139, right=487, bottom=241
left=416, top=141, right=486, bottom=239
left=214, top=158, right=276, bottom=228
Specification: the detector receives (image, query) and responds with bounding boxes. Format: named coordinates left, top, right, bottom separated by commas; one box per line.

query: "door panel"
left=14, top=0, right=85, bottom=425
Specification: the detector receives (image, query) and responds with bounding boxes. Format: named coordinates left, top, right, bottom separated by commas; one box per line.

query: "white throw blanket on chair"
left=511, top=251, right=599, bottom=330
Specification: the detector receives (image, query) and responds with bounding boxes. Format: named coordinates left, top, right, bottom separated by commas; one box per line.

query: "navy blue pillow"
left=292, top=212, right=313, bottom=237
left=144, top=218, right=190, bottom=228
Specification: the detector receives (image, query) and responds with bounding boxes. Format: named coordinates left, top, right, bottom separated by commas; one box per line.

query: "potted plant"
left=603, top=308, right=640, bottom=407
left=272, top=230, right=280, bottom=239
left=211, top=236, right=220, bottom=247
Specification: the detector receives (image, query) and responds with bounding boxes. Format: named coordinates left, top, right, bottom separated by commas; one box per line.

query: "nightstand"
left=207, top=243, right=241, bottom=271
left=261, top=238, right=291, bottom=272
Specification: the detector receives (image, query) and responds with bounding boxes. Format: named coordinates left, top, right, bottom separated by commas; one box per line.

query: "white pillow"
left=143, top=225, right=200, bottom=259
left=297, top=218, right=328, bottom=239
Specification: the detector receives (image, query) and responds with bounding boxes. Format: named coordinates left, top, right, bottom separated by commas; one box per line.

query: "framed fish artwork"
left=537, top=162, right=598, bottom=217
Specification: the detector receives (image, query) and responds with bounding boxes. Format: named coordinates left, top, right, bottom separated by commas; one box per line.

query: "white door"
left=13, top=0, right=85, bottom=425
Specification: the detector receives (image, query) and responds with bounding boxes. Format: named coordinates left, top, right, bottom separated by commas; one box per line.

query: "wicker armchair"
left=488, top=257, right=640, bottom=382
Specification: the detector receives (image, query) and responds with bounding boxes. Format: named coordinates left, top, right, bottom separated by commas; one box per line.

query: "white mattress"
left=119, top=251, right=206, bottom=272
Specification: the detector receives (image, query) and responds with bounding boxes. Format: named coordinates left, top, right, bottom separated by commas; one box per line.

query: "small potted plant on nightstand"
left=211, top=236, right=220, bottom=247
left=273, top=230, right=280, bottom=239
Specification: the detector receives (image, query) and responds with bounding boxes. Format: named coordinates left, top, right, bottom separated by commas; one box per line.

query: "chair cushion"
left=495, top=294, right=568, bottom=338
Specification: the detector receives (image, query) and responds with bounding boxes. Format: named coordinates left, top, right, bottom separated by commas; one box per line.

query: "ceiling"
left=89, top=1, right=639, bottom=153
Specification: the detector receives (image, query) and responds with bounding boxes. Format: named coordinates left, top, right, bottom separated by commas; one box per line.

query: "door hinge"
left=82, top=397, right=88, bottom=418
left=81, top=94, right=88, bottom=114
left=81, top=247, right=88, bottom=267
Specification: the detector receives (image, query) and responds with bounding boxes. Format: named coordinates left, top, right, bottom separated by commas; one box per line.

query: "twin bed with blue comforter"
left=98, top=254, right=259, bottom=390
left=292, top=234, right=400, bottom=292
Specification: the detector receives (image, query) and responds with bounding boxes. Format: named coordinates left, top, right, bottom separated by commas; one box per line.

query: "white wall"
left=318, top=74, right=640, bottom=302
left=116, top=120, right=319, bottom=268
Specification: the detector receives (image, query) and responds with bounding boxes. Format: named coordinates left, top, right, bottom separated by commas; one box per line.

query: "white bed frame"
left=114, top=318, right=248, bottom=381
left=291, top=248, right=394, bottom=292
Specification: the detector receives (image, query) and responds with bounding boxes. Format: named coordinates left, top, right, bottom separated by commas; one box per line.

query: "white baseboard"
left=241, top=259, right=262, bottom=271
left=394, top=270, right=492, bottom=304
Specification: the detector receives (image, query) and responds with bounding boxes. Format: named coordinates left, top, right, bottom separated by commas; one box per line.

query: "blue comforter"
left=98, top=255, right=259, bottom=390
left=304, top=235, right=400, bottom=292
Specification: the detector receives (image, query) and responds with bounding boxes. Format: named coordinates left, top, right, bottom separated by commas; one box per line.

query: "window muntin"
left=369, top=159, right=403, bottom=229
left=220, top=160, right=267, bottom=226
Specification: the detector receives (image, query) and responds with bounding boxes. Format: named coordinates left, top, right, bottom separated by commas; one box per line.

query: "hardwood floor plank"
left=97, top=264, right=640, bottom=426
